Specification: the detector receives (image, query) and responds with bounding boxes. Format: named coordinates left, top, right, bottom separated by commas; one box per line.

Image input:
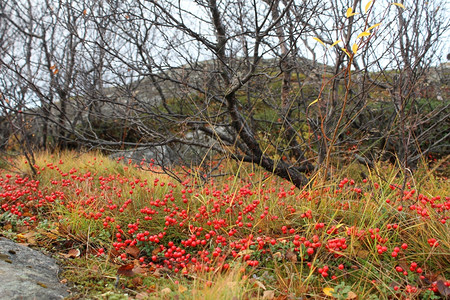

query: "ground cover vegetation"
left=0, top=151, right=449, bottom=299
left=0, top=0, right=449, bottom=298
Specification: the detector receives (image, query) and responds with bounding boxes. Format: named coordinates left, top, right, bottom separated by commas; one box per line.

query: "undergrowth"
left=0, top=151, right=449, bottom=299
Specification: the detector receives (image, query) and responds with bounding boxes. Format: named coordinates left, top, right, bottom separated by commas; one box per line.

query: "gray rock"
left=0, top=237, right=70, bottom=300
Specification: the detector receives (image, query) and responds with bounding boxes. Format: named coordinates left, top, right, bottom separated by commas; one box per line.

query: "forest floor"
left=0, top=151, right=449, bottom=299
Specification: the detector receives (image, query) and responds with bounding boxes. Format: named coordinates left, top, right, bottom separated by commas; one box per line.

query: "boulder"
left=0, top=237, right=70, bottom=299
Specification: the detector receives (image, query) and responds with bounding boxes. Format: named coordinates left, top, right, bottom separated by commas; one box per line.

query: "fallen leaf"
left=251, top=279, right=266, bottom=290
left=135, top=292, right=149, bottom=299
left=437, top=280, right=450, bottom=298
left=263, top=290, right=275, bottom=300
left=160, top=287, right=171, bottom=295
left=21, top=232, right=37, bottom=245
left=132, top=276, right=143, bottom=287
left=347, top=291, right=357, bottom=299
left=323, top=287, right=334, bottom=296
left=67, top=248, right=80, bottom=258
left=117, top=264, right=135, bottom=277
left=16, top=225, right=30, bottom=233
left=132, top=265, right=146, bottom=275
left=178, top=284, right=187, bottom=293
left=273, top=252, right=282, bottom=259
left=125, top=245, right=140, bottom=258
left=356, top=249, right=369, bottom=259
left=285, top=250, right=297, bottom=263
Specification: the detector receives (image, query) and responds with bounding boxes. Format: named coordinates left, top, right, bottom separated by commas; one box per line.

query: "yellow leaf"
left=178, top=284, right=187, bottom=293
left=346, top=7, right=358, bottom=18
left=365, top=1, right=373, bottom=13
left=323, top=287, right=335, bottom=296
left=352, top=43, right=358, bottom=54
left=308, top=98, right=319, bottom=107
left=392, top=2, right=405, bottom=9
left=313, top=37, right=325, bottom=47
left=368, top=23, right=382, bottom=31
left=357, top=31, right=371, bottom=39
left=341, top=48, right=351, bottom=57
left=330, top=40, right=342, bottom=47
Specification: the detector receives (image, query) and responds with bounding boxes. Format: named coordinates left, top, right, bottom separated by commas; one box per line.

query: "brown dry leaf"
left=263, top=290, right=275, bottom=300
left=125, top=245, right=140, bottom=258
left=91, top=265, right=99, bottom=273
left=356, top=249, right=369, bottom=259
left=152, top=247, right=162, bottom=256
left=117, top=264, right=135, bottom=277
left=135, top=292, right=149, bottom=299
left=16, top=225, right=29, bottom=233
left=3, top=223, right=12, bottom=231
left=437, top=280, right=450, bottom=298
left=251, top=279, right=266, bottom=290
left=23, top=232, right=37, bottom=245
left=160, top=288, right=171, bottom=295
left=398, top=256, right=409, bottom=271
left=132, top=265, right=146, bottom=275
left=273, top=252, right=282, bottom=259
left=153, top=267, right=171, bottom=277
left=109, top=248, right=120, bottom=258
left=285, top=250, right=297, bottom=263
left=22, top=211, right=33, bottom=218
left=237, top=249, right=254, bottom=257
left=67, top=248, right=81, bottom=258
left=178, top=284, right=187, bottom=293
left=132, top=276, right=143, bottom=287
left=346, top=291, right=357, bottom=299
left=16, top=233, right=26, bottom=242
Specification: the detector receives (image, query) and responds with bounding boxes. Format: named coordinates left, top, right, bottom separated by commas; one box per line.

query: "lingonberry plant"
left=0, top=150, right=448, bottom=298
